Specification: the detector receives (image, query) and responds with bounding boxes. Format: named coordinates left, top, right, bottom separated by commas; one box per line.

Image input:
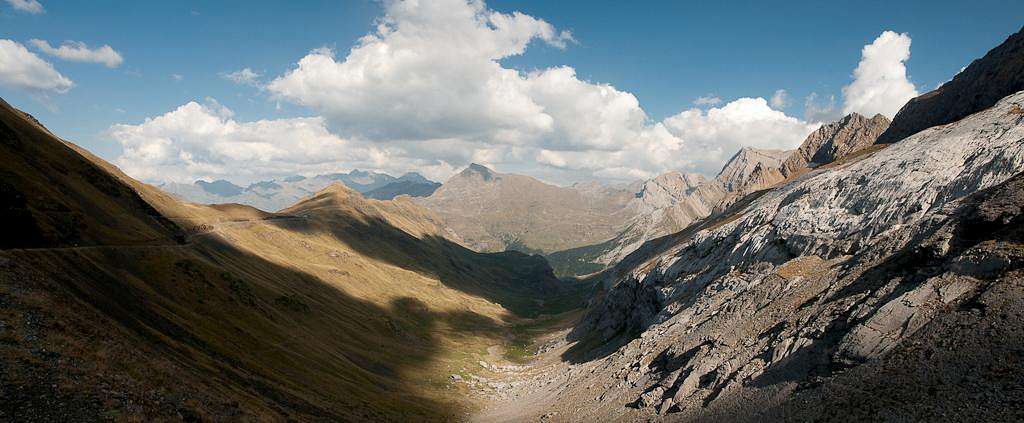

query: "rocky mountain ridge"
left=511, top=88, right=1024, bottom=421
left=877, top=25, right=1024, bottom=144
left=781, top=112, right=890, bottom=176
left=549, top=112, right=894, bottom=277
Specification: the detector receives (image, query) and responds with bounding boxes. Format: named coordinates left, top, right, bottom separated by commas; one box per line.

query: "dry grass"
left=776, top=255, right=827, bottom=280
left=0, top=99, right=588, bottom=421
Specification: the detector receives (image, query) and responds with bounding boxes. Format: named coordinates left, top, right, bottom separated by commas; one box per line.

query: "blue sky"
left=1, top=0, right=1022, bottom=184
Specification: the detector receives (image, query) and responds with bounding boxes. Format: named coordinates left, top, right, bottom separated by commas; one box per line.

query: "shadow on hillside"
left=558, top=189, right=776, bottom=365
left=749, top=172, right=1024, bottom=392
left=0, top=94, right=565, bottom=419
left=267, top=212, right=588, bottom=318
left=13, top=233, right=508, bottom=421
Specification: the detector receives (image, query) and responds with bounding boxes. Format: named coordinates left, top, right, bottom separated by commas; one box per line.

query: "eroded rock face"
left=714, top=148, right=791, bottom=193
left=877, top=26, right=1024, bottom=144
left=591, top=149, right=791, bottom=267
left=629, top=172, right=708, bottom=215
left=582, top=116, right=895, bottom=271
left=557, top=91, right=1024, bottom=421
left=781, top=113, right=890, bottom=176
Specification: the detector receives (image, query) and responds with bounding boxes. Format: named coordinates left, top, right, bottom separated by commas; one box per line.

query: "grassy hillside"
left=0, top=97, right=587, bottom=421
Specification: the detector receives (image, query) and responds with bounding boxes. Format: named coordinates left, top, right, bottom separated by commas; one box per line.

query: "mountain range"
left=475, top=27, right=1024, bottom=421
left=2, top=24, right=1023, bottom=423
left=547, top=111, right=891, bottom=276
left=162, top=170, right=441, bottom=212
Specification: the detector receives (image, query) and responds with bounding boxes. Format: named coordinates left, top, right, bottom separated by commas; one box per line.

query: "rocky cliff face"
left=548, top=90, right=1024, bottom=421
left=781, top=113, right=890, bottom=176
left=714, top=148, right=791, bottom=192
left=628, top=172, right=708, bottom=215
left=877, top=26, right=1024, bottom=144
left=554, top=113, right=899, bottom=276
left=548, top=148, right=793, bottom=274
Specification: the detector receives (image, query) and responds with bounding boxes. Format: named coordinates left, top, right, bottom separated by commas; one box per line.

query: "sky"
left=1, top=0, right=1022, bottom=186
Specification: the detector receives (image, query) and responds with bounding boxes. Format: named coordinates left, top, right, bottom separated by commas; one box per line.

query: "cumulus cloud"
left=770, top=89, right=789, bottom=108
left=0, top=39, right=73, bottom=93
left=5, top=0, right=43, bottom=14
left=693, top=95, right=722, bottom=106
left=663, top=98, right=820, bottom=174
left=841, top=31, right=918, bottom=118
left=119, top=0, right=821, bottom=185
left=804, top=92, right=838, bottom=123
left=260, top=0, right=820, bottom=182
left=29, top=39, right=124, bottom=68
left=268, top=0, right=576, bottom=143
left=220, top=68, right=262, bottom=87
left=109, top=99, right=382, bottom=183
left=108, top=99, right=468, bottom=184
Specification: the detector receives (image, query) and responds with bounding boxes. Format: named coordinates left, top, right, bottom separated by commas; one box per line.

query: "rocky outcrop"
left=551, top=90, right=1024, bottom=421
left=877, top=26, right=1024, bottom=144
left=629, top=172, right=708, bottom=215
left=551, top=149, right=791, bottom=273
left=711, top=148, right=792, bottom=212
left=781, top=113, right=890, bottom=176
left=714, top=148, right=791, bottom=192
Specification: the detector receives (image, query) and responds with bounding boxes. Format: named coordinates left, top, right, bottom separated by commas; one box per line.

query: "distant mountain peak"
left=459, top=163, right=497, bottom=181
left=716, top=147, right=791, bottom=191
left=877, top=25, right=1024, bottom=144
left=195, top=179, right=244, bottom=197
left=397, top=172, right=431, bottom=184
left=782, top=112, right=890, bottom=177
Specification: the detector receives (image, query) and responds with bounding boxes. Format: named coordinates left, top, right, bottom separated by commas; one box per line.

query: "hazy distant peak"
left=649, top=170, right=706, bottom=191
left=196, top=179, right=244, bottom=197
left=397, top=172, right=431, bottom=183
left=247, top=180, right=282, bottom=191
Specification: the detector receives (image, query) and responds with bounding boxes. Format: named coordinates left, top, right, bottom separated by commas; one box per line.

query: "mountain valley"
left=1, top=9, right=1023, bottom=423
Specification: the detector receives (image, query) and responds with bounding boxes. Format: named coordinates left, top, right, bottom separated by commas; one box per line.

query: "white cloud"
left=262, top=0, right=816, bottom=183
left=0, top=39, right=73, bottom=93
left=108, top=99, right=470, bottom=184
left=5, top=0, right=43, bottom=14
left=804, top=92, right=837, bottom=123
left=663, top=98, right=820, bottom=174
left=770, top=89, right=789, bottom=108
left=29, top=39, right=124, bottom=68
left=841, top=31, right=918, bottom=118
left=267, top=0, right=575, bottom=143
left=171, top=73, right=184, bottom=81
left=220, top=68, right=262, bottom=87
left=120, top=0, right=821, bottom=186
left=109, top=99, right=393, bottom=184
left=694, top=95, right=722, bottom=106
